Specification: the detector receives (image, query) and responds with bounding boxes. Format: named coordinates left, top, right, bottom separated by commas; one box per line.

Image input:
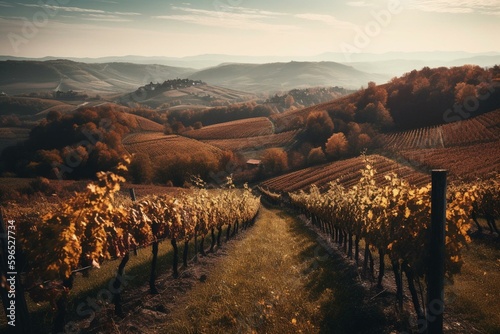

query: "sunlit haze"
left=1, top=0, right=499, bottom=59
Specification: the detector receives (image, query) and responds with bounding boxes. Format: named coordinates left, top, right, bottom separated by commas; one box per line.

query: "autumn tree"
left=325, top=133, right=348, bottom=159
left=190, top=151, right=220, bottom=181
left=171, top=121, right=186, bottom=133
left=1, top=105, right=138, bottom=179
left=305, top=111, right=335, bottom=146
left=335, top=102, right=356, bottom=123
left=164, top=123, right=173, bottom=135
left=154, top=154, right=190, bottom=186
left=46, top=110, right=62, bottom=122
left=347, top=122, right=361, bottom=154
left=219, top=150, right=238, bottom=171
left=357, top=133, right=372, bottom=150
left=307, top=147, right=326, bottom=165
left=288, top=150, right=305, bottom=169
left=375, top=103, right=394, bottom=130
left=129, top=153, right=153, bottom=184
left=27, top=149, right=63, bottom=177
left=291, top=116, right=305, bottom=128
left=261, top=148, right=288, bottom=175
left=454, top=82, right=477, bottom=104
left=358, top=81, right=388, bottom=107
left=356, top=102, right=394, bottom=131
left=412, top=76, right=430, bottom=95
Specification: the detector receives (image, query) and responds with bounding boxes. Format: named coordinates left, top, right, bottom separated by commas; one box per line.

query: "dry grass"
left=163, top=206, right=388, bottom=334
left=446, top=227, right=500, bottom=333
left=4, top=190, right=496, bottom=333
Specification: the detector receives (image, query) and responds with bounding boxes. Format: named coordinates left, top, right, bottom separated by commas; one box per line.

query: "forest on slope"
left=1, top=65, right=499, bottom=186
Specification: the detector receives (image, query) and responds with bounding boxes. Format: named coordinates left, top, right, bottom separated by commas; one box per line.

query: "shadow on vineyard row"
left=0, top=166, right=261, bottom=333
left=258, top=165, right=500, bottom=333
left=0, top=220, right=240, bottom=333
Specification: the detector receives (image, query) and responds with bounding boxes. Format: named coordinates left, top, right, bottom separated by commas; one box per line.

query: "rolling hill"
left=260, top=108, right=500, bottom=194
left=0, top=59, right=388, bottom=97
left=260, top=154, right=431, bottom=193
left=183, top=117, right=274, bottom=140
left=0, top=60, right=196, bottom=95
left=270, top=65, right=500, bottom=133
left=122, top=132, right=224, bottom=164
left=378, top=109, right=500, bottom=150
left=189, top=61, right=390, bottom=92
left=0, top=96, right=69, bottom=116
left=118, top=79, right=256, bottom=109
left=2, top=63, right=499, bottom=188
left=345, top=55, right=500, bottom=78
left=203, top=130, right=299, bottom=152
left=379, top=109, right=500, bottom=180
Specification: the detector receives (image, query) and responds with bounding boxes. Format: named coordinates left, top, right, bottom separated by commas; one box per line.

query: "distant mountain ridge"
left=1, top=51, right=498, bottom=72
left=188, top=61, right=390, bottom=92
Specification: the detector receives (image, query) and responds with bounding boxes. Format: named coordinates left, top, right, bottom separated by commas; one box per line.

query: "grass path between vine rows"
left=11, top=202, right=498, bottom=333
left=157, top=205, right=391, bottom=334
left=59, top=203, right=397, bottom=333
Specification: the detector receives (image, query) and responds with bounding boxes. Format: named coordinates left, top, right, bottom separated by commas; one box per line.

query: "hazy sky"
left=1, top=0, right=499, bottom=58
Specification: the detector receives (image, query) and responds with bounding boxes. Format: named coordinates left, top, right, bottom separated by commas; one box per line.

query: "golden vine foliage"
left=16, top=169, right=128, bottom=282
left=11, top=168, right=260, bottom=305
left=289, top=157, right=484, bottom=281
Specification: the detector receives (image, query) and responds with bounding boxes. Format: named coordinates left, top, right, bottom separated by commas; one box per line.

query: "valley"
left=0, top=58, right=499, bottom=334
left=1, top=0, right=500, bottom=332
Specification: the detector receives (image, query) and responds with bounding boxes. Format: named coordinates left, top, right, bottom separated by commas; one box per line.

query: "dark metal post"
left=427, top=170, right=446, bottom=334
left=129, top=188, right=136, bottom=202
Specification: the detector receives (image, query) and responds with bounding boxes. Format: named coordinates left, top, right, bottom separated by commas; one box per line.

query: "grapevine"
left=5, top=167, right=260, bottom=331
left=287, top=155, right=485, bottom=323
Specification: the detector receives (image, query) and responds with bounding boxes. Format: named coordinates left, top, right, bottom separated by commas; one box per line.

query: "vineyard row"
left=2, top=166, right=260, bottom=332
left=259, top=157, right=499, bottom=327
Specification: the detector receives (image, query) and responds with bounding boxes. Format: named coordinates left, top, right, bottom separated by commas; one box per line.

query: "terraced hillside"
left=183, top=117, right=274, bottom=140
left=204, top=130, right=299, bottom=152
left=123, top=132, right=224, bottom=163
left=378, top=109, right=500, bottom=180
left=260, top=154, right=430, bottom=193
left=378, top=109, right=500, bottom=150
left=397, top=141, right=500, bottom=180
left=269, top=94, right=358, bottom=133
left=132, top=115, right=164, bottom=132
